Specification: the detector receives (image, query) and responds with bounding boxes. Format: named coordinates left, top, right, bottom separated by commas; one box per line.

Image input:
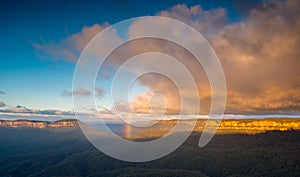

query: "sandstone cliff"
left=0, top=119, right=78, bottom=129
left=1, top=118, right=299, bottom=138
left=128, top=118, right=300, bottom=139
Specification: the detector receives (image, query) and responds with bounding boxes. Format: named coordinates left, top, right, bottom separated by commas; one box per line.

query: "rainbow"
left=124, top=123, right=131, bottom=139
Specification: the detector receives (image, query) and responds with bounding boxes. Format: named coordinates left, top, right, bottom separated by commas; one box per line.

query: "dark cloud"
left=233, top=0, right=260, bottom=17
left=61, top=90, right=72, bottom=97
left=0, top=91, right=5, bottom=94
left=96, top=88, right=105, bottom=98
left=0, top=101, right=5, bottom=107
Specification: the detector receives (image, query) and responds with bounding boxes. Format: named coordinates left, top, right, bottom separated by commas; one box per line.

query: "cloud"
left=232, top=0, right=260, bottom=17
left=33, top=24, right=109, bottom=62
left=96, top=88, right=105, bottom=98
left=73, top=88, right=90, bottom=96
left=158, top=4, right=227, bottom=36
left=0, top=91, right=5, bottom=94
left=0, top=101, right=5, bottom=108
left=210, top=0, right=300, bottom=113
left=121, top=0, right=300, bottom=114
left=34, top=0, right=300, bottom=114
left=62, top=88, right=105, bottom=98
left=0, top=105, right=74, bottom=116
left=62, top=88, right=92, bottom=97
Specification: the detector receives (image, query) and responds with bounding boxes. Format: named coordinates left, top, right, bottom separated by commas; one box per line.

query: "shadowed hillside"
left=0, top=121, right=299, bottom=177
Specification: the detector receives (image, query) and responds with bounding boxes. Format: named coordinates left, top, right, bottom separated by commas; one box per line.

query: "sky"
left=0, top=0, right=300, bottom=120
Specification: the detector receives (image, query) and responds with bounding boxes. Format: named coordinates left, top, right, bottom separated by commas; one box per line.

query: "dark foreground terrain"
left=0, top=127, right=299, bottom=177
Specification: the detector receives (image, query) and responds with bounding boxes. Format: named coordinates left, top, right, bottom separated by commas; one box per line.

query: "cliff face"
left=0, top=119, right=78, bottom=129
left=201, top=118, right=300, bottom=134
left=1, top=118, right=300, bottom=136
left=223, top=119, right=297, bottom=129
left=128, top=118, right=300, bottom=139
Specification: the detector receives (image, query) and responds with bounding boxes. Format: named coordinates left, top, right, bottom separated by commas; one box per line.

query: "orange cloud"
left=34, top=0, right=300, bottom=115
left=123, top=0, right=300, bottom=114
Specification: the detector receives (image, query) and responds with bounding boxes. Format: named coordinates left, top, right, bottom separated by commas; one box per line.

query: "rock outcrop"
left=1, top=118, right=299, bottom=138
left=0, top=119, right=78, bottom=129
left=128, top=118, right=300, bottom=139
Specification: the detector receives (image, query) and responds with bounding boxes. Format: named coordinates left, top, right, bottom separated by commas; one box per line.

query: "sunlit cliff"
left=128, top=118, right=300, bottom=139
left=1, top=118, right=300, bottom=138
left=0, top=119, right=77, bottom=129
left=203, top=118, right=300, bottom=134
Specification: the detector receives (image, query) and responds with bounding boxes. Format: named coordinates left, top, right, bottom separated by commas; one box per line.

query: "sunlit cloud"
left=33, top=0, right=300, bottom=115
left=210, top=0, right=300, bottom=114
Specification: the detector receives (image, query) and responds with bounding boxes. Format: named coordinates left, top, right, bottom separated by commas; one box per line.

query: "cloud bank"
left=33, top=0, right=300, bottom=115
left=0, top=105, right=74, bottom=116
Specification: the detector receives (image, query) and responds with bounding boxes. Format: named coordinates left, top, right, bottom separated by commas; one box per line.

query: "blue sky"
left=1, top=0, right=299, bottom=117
left=0, top=0, right=246, bottom=110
